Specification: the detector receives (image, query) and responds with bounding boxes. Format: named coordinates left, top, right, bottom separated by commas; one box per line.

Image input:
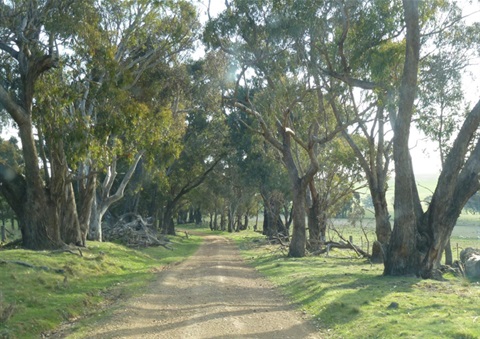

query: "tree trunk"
left=289, top=178, right=308, bottom=257
left=262, top=196, right=276, bottom=237
left=384, top=0, right=421, bottom=276
left=89, top=154, right=144, bottom=241
left=243, top=213, right=249, bottom=230
left=77, top=172, right=96, bottom=246
left=214, top=210, right=219, bottom=230
left=195, top=208, right=202, bottom=225
left=1, top=219, right=5, bottom=242
left=0, top=14, right=61, bottom=250
left=444, top=239, right=453, bottom=266
left=89, top=194, right=103, bottom=241
left=220, top=208, right=226, bottom=231
left=162, top=201, right=176, bottom=235
left=227, top=207, right=235, bottom=233
left=21, top=123, right=63, bottom=250
left=371, top=191, right=391, bottom=263
left=60, top=182, right=83, bottom=246
left=307, top=181, right=326, bottom=252
left=49, top=139, right=83, bottom=246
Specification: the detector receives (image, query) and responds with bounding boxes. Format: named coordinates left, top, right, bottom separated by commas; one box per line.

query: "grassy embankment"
left=0, top=233, right=202, bottom=339
left=220, top=224, right=480, bottom=339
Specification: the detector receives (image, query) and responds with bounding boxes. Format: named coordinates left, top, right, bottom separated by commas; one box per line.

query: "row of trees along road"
left=0, top=0, right=479, bottom=279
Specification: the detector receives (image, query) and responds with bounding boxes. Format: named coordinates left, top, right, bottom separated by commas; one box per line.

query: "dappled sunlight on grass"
left=0, top=234, right=202, bottom=338
left=227, top=229, right=480, bottom=338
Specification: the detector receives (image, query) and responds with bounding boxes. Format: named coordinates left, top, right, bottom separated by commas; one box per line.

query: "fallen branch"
left=327, top=226, right=371, bottom=258
left=310, top=241, right=370, bottom=258
left=104, top=213, right=173, bottom=249
left=269, top=234, right=289, bottom=247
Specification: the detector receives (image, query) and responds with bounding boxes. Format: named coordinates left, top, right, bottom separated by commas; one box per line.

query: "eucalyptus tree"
left=325, top=0, right=480, bottom=276
left=415, top=42, right=469, bottom=265
left=151, top=52, right=228, bottom=235
left=0, top=0, right=200, bottom=248
left=285, top=0, right=480, bottom=275
left=0, top=0, right=97, bottom=249
left=384, top=0, right=480, bottom=277
left=69, top=0, right=199, bottom=241
left=224, top=104, right=291, bottom=234
left=204, top=0, right=351, bottom=257
left=308, top=137, right=365, bottom=251
left=282, top=0, right=404, bottom=262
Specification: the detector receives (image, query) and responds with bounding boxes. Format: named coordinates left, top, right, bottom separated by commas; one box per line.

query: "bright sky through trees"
left=197, top=0, right=479, bottom=177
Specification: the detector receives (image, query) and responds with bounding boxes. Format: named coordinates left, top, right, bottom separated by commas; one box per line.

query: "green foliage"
left=0, top=235, right=201, bottom=338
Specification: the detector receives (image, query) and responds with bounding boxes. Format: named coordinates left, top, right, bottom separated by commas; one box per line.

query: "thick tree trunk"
left=60, top=182, right=83, bottom=246
left=243, top=213, right=249, bottom=230
left=49, top=139, right=83, bottom=246
left=371, top=191, right=391, bottom=263
left=289, top=178, right=308, bottom=257
left=20, top=123, right=63, bottom=250
left=444, top=239, right=453, bottom=266
left=1, top=219, right=5, bottom=242
left=307, top=182, right=326, bottom=252
left=214, top=210, right=219, bottom=230
left=162, top=201, right=176, bottom=235
left=220, top=207, right=226, bottom=231
left=227, top=207, right=235, bottom=233
left=77, top=172, right=96, bottom=246
left=0, top=9, right=61, bottom=250
left=263, top=196, right=276, bottom=237
left=195, top=208, right=202, bottom=224
left=384, top=0, right=421, bottom=276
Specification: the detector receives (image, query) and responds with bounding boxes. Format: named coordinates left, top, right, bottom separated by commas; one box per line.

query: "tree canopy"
left=1, top=0, right=479, bottom=278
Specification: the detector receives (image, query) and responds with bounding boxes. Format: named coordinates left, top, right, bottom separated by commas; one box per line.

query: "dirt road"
left=79, top=235, right=322, bottom=338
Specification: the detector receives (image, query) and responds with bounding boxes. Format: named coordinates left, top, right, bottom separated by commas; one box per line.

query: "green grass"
left=223, top=228, right=480, bottom=339
left=0, top=234, right=202, bottom=339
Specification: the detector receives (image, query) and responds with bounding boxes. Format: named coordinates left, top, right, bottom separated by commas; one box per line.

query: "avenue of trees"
left=1, top=0, right=479, bottom=279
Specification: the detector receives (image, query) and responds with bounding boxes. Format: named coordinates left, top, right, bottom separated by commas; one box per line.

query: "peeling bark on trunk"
left=289, top=177, right=308, bottom=257
left=20, top=122, right=63, bottom=250
left=49, top=139, right=83, bottom=246
left=307, top=182, right=326, bottom=252
left=60, top=182, right=82, bottom=246
left=89, top=195, right=103, bottom=241
left=77, top=171, right=96, bottom=246
left=371, top=190, right=391, bottom=263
